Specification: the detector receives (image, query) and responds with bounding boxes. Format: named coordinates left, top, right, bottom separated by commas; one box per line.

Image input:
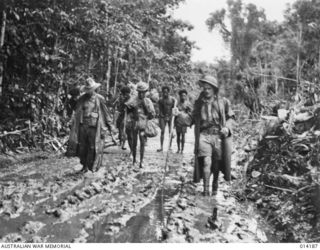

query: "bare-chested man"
left=157, top=86, right=176, bottom=152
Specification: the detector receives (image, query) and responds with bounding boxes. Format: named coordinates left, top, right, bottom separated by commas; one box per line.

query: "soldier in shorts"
left=192, top=76, right=235, bottom=196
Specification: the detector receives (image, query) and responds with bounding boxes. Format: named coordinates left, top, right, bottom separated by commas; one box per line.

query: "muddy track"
left=0, top=130, right=277, bottom=243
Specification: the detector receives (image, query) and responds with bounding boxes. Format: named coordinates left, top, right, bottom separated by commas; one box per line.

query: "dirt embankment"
left=245, top=105, right=320, bottom=242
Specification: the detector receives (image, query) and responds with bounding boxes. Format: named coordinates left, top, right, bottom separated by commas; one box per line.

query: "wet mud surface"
left=0, top=130, right=278, bottom=243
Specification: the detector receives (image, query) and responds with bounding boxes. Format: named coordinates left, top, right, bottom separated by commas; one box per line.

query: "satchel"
left=145, top=119, right=158, bottom=138
left=135, top=115, right=147, bottom=130
left=175, top=112, right=192, bottom=127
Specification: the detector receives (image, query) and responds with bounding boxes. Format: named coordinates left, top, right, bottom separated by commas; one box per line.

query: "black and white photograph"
left=0, top=0, right=319, bottom=246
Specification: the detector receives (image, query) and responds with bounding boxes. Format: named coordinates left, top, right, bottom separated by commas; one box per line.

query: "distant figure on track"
left=125, top=81, right=156, bottom=168
left=174, top=89, right=192, bottom=154
left=157, top=86, right=176, bottom=152
left=68, top=77, right=116, bottom=173
left=116, top=86, right=131, bottom=150
left=193, top=75, right=235, bottom=196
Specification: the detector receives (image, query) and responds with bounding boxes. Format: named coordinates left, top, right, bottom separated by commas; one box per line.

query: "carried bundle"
left=145, top=119, right=158, bottom=138
left=175, top=111, right=192, bottom=127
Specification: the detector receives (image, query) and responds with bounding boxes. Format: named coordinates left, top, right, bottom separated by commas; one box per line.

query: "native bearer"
left=192, top=75, right=235, bottom=196
left=125, top=81, right=156, bottom=168
left=68, top=77, right=116, bottom=173
left=116, top=86, right=131, bottom=150
left=157, top=86, right=176, bottom=152
left=174, top=89, right=192, bottom=154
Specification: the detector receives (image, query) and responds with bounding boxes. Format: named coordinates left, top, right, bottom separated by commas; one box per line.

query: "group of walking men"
left=68, top=75, right=234, bottom=196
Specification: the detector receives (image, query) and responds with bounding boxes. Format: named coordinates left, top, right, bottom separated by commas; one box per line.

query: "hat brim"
left=198, top=80, right=219, bottom=89
left=81, top=83, right=101, bottom=92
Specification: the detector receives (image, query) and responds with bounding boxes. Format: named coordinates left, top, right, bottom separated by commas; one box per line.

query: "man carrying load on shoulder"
left=125, top=81, right=156, bottom=169
left=192, top=75, right=235, bottom=196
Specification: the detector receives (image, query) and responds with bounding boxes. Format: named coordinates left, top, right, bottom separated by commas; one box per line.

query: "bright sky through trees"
left=174, top=0, right=291, bottom=62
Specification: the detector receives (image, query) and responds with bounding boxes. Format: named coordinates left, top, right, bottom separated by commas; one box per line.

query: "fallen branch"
left=51, top=141, right=58, bottom=151
left=264, top=184, right=295, bottom=193
left=295, top=185, right=313, bottom=194
left=0, top=128, right=28, bottom=138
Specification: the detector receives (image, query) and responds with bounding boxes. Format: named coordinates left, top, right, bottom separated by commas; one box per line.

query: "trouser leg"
left=86, top=127, right=97, bottom=171
left=203, top=156, right=212, bottom=196
left=78, top=125, right=88, bottom=171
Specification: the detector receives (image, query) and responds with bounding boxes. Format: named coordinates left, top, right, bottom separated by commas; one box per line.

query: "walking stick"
left=159, top=99, right=177, bottom=235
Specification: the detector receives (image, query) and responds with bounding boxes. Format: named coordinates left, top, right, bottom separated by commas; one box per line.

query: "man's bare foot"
left=157, top=149, right=163, bottom=152
left=176, top=150, right=180, bottom=154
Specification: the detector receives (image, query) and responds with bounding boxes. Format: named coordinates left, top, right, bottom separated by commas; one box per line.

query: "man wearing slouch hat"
left=192, top=75, right=235, bottom=196
left=68, top=77, right=116, bottom=173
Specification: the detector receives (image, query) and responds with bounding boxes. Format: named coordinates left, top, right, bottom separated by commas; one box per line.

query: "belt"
left=200, top=126, right=220, bottom=135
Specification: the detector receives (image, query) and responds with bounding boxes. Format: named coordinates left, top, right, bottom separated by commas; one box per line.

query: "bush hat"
left=198, top=75, right=219, bottom=89
left=136, top=81, right=149, bottom=92
left=82, top=77, right=101, bottom=92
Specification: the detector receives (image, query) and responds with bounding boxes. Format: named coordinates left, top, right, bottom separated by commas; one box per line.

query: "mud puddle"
left=86, top=157, right=182, bottom=243
left=86, top=186, right=179, bottom=243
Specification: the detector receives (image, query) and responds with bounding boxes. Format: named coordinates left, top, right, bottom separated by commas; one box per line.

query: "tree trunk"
left=88, top=49, right=93, bottom=74
left=147, top=63, right=152, bottom=84
left=113, top=48, right=120, bottom=96
left=259, top=60, right=263, bottom=85
left=318, top=45, right=320, bottom=72
left=296, top=22, right=303, bottom=86
left=106, top=58, right=111, bottom=97
left=127, top=48, right=131, bottom=83
left=0, top=10, right=7, bottom=97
